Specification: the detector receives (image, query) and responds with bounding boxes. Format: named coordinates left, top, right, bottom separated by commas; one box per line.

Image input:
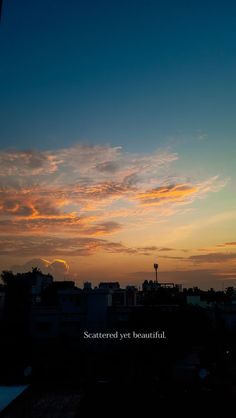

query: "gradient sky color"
left=0, top=0, right=236, bottom=288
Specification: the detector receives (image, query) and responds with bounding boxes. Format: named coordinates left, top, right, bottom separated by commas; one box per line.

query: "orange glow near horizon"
left=0, top=145, right=235, bottom=290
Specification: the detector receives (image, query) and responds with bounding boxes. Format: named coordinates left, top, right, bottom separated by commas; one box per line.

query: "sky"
left=0, top=0, right=236, bottom=289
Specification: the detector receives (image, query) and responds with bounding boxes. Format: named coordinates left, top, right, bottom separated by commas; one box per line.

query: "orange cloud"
left=216, top=242, right=236, bottom=248
left=137, top=184, right=197, bottom=206
left=0, top=145, right=227, bottom=254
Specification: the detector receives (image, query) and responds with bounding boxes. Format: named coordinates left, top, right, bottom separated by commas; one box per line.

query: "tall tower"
left=154, top=263, right=158, bottom=283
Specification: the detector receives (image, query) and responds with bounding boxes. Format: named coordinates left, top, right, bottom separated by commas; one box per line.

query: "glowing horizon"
left=0, top=143, right=235, bottom=290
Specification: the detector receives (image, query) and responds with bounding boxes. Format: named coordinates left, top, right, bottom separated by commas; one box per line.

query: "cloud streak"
left=0, top=236, right=184, bottom=258
left=189, top=252, right=236, bottom=264
left=137, top=184, right=197, bottom=206
left=0, top=235, right=147, bottom=257
left=216, top=242, right=236, bottom=248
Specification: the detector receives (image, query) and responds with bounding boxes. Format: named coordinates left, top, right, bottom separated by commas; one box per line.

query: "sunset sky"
left=0, top=0, right=236, bottom=289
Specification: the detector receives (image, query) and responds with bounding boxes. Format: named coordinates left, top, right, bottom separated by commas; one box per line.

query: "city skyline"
left=0, top=1, right=236, bottom=289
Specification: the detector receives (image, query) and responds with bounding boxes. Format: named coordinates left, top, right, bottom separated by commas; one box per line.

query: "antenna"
left=154, top=263, right=158, bottom=283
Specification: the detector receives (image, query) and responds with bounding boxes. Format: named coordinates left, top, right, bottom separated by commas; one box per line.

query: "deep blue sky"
left=0, top=0, right=236, bottom=153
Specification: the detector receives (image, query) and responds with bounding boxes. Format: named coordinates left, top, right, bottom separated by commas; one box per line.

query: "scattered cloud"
left=0, top=144, right=228, bottom=266
left=158, top=250, right=236, bottom=265
left=137, top=184, right=197, bottom=206
left=0, top=145, right=226, bottom=238
left=159, top=255, right=185, bottom=260
left=79, top=221, right=123, bottom=236
left=216, top=242, right=236, bottom=248
left=0, top=217, right=122, bottom=236
left=189, top=252, right=236, bottom=264
left=0, top=150, right=58, bottom=177
left=0, top=235, right=142, bottom=257
left=0, top=236, right=183, bottom=258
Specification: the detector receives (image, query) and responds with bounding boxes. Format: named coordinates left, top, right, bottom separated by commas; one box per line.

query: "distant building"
left=30, top=269, right=53, bottom=304
left=142, top=279, right=182, bottom=292
left=99, top=282, right=120, bottom=290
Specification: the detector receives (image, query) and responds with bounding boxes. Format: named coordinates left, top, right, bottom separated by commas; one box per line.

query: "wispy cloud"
left=158, top=250, right=236, bottom=265
left=137, top=184, right=197, bottom=206
left=188, top=252, right=236, bottom=264
left=216, top=242, right=236, bottom=248
left=0, top=144, right=227, bottom=258
left=0, top=236, right=185, bottom=258
left=0, top=236, right=127, bottom=257
left=0, top=150, right=58, bottom=177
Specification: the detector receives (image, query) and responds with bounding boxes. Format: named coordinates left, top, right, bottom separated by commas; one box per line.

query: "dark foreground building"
left=1, top=269, right=236, bottom=417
